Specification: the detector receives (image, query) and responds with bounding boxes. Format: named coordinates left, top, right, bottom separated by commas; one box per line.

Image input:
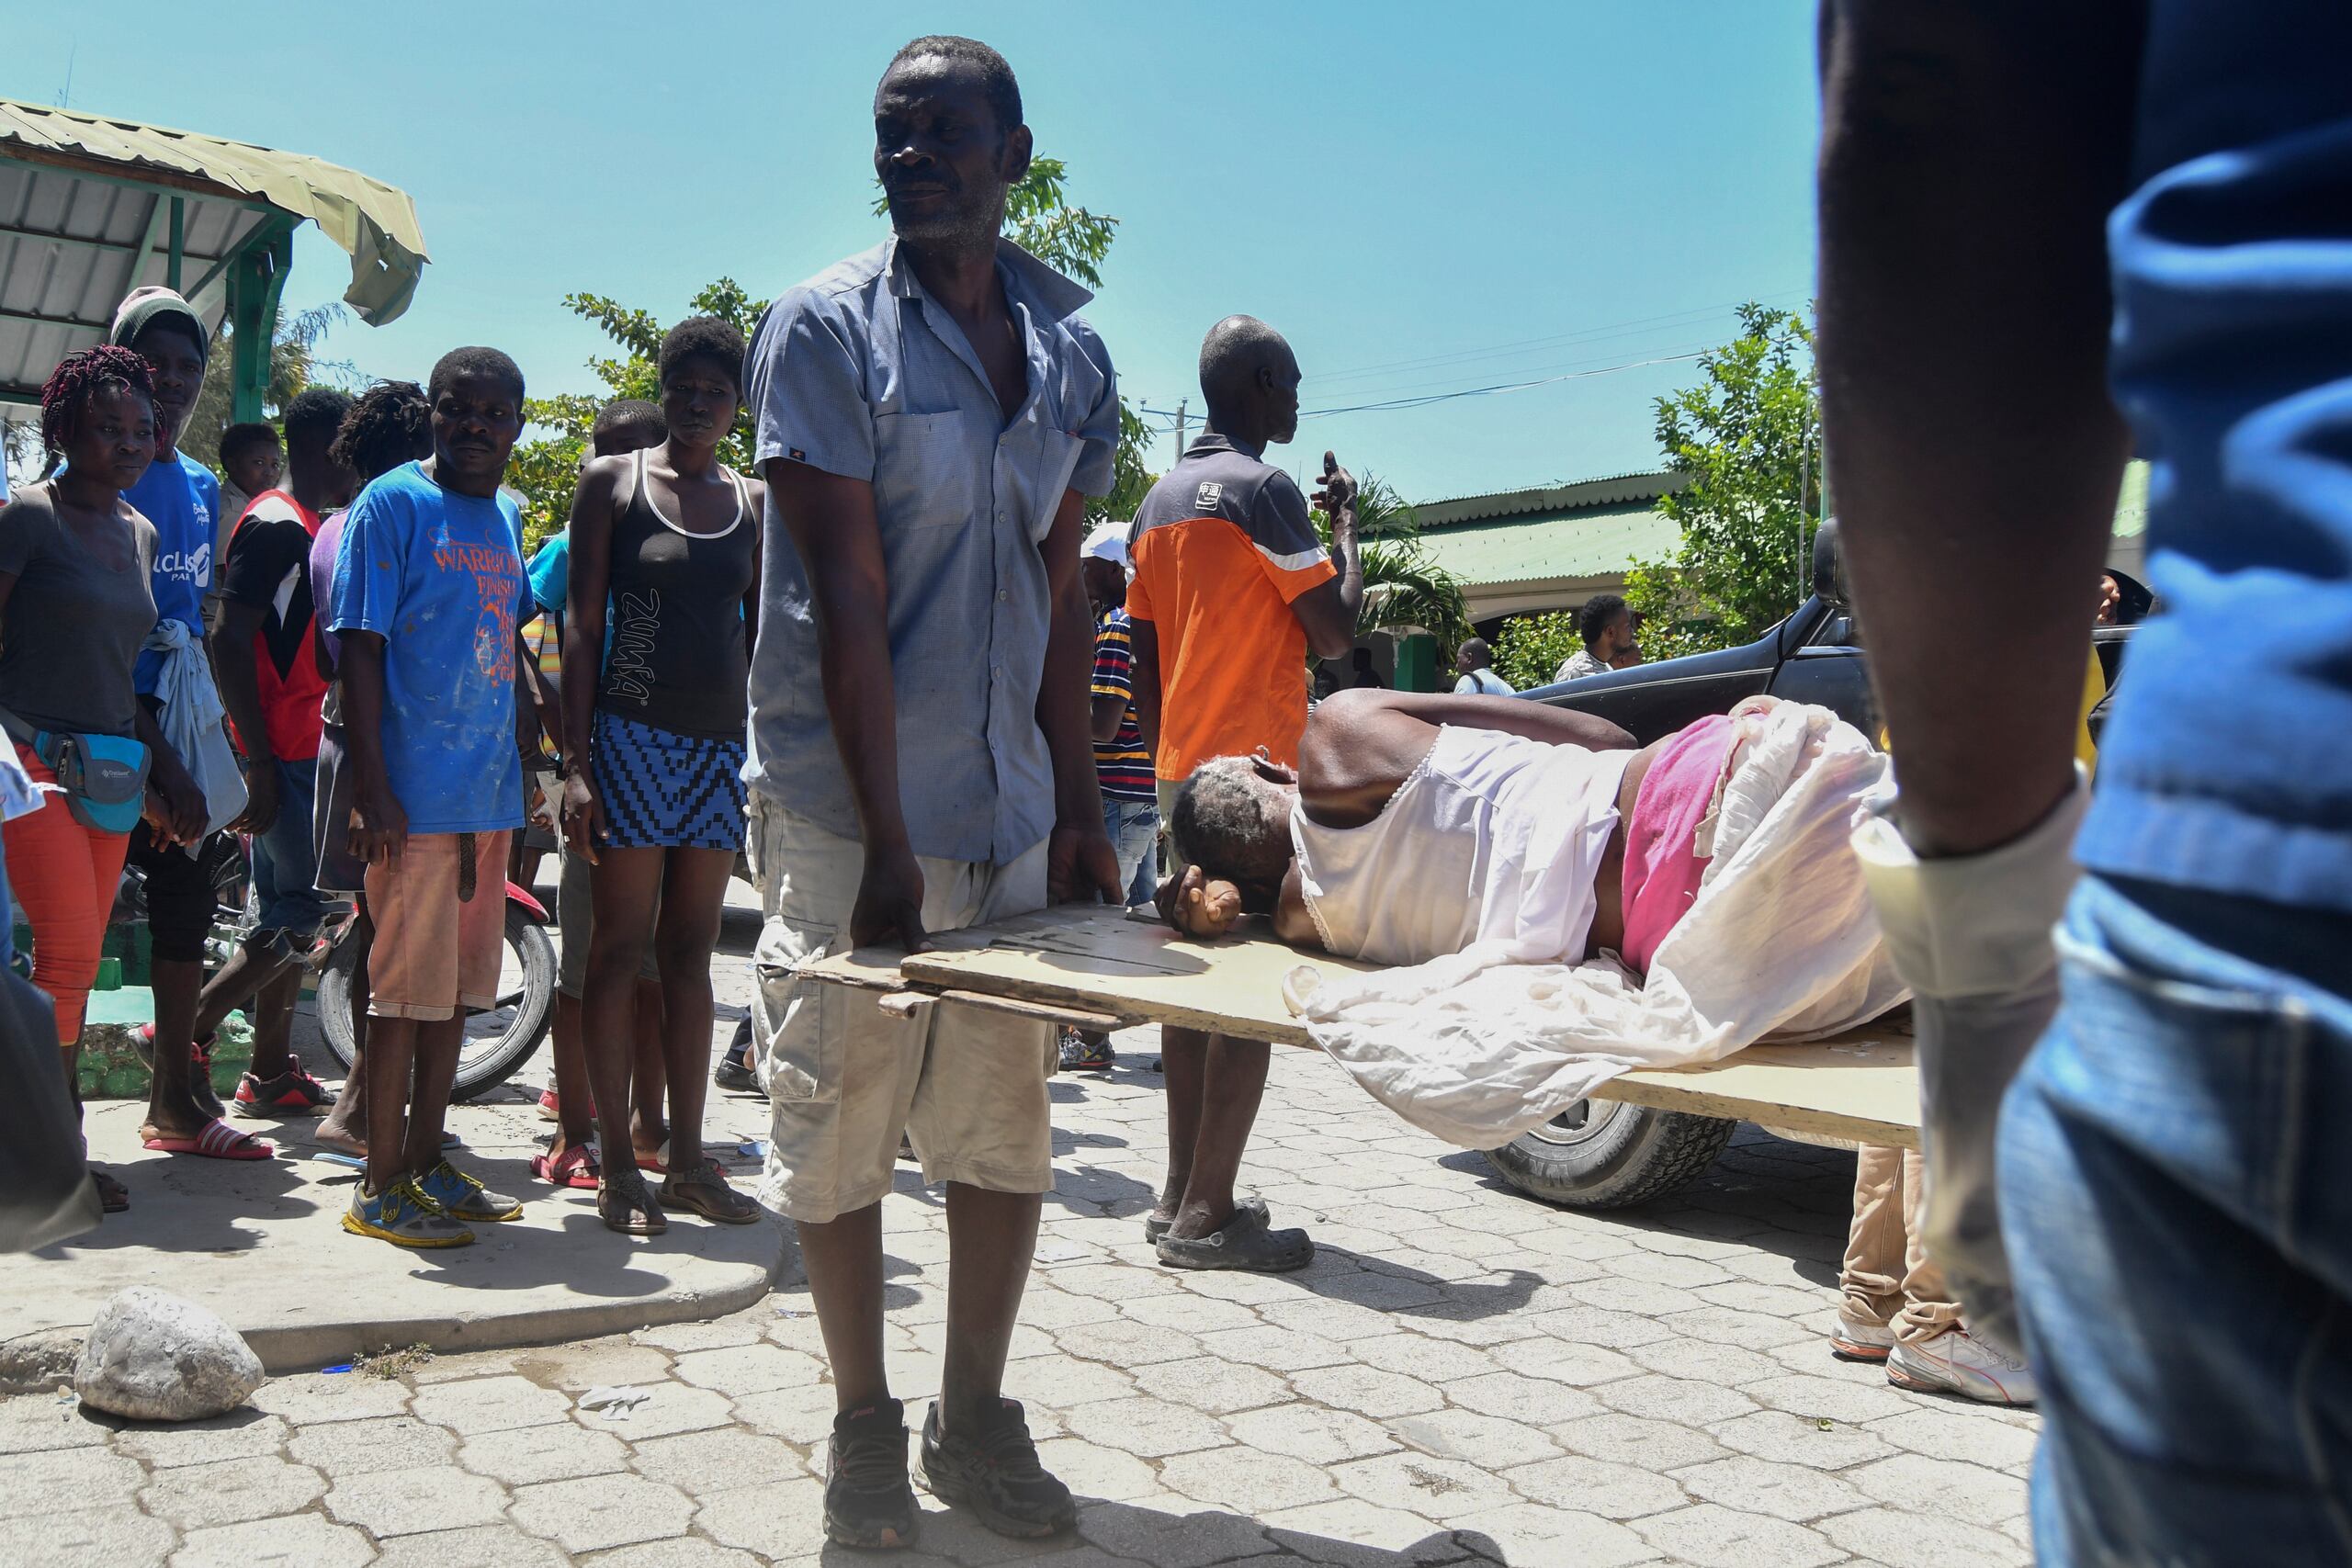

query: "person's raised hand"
left=850, top=840, right=928, bottom=953
left=1312, top=451, right=1357, bottom=524
left=560, top=771, right=605, bottom=865
left=1048, top=822, right=1124, bottom=907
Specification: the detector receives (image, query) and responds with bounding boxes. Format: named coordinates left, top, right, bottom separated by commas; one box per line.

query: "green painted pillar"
left=226, top=222, right=294, bottom=423
left=1395, top=633, right=1439, bottom=693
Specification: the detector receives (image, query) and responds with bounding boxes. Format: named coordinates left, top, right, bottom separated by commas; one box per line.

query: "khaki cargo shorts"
left=747, top=795, right=1055, bottom=1224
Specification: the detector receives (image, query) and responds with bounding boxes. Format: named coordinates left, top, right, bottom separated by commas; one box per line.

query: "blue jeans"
left=2001, top=874, right=2352, bottom=1566
left=249, top=756, right=327, bottom=940
left=1102, top=796, right=1159, bottom=909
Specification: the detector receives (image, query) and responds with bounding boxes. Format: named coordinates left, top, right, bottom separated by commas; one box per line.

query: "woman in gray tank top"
left=557, top=317, right=764, bottom=1234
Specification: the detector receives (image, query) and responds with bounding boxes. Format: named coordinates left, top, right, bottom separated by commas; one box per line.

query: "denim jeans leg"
left=250, top=757, right=328, bottom=942
left=1101, top=798, right=1159, bottom=908
left=1999, top=874, right=2352, bottom=1567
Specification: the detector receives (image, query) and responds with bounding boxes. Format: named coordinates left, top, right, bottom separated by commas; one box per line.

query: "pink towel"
left=1619, top=713, right=1736, bottom=975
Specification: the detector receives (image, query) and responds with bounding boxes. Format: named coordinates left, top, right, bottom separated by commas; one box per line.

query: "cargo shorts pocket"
left=753, top=913, right=840, bottom=1104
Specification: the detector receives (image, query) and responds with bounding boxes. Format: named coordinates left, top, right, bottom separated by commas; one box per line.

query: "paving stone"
left=1033, top=1435, right=1163, bottom=1502
left=1063, top=1394, right=1231, bottom=1459
left=1501, top=1454, right=1686, bottom=1519
left=1606, top=1248, right=1739, bottom=1290
left=0, top=1444, right=146, bottom=1517
left=1487, top=1337, right=1645, bottom=1388
left=1851, top=1452, right=2029, bottom=1529
left=1566, top=1275, right=1709, bottom=1318
left=1254, top=1296, right=1407, bottom=1345
left=1696, top=1281, right=1838, bottom=1320
left=1052, top=1321, right=1203, bottom=1368
left=1674, top=1455, right=1870, bottom=1523
left=460, top=1420, right=631, bottom=1485
left=1708, top=1409, right=1897, bottom=1470
left=0, top=1398, right=112, bottom=1454
left=1452, top=1503, right=1655, bottom=1568
left=1332, top=1450, right=1518, bottom=1513
left=170, top=1512, right=374, bottom=1568
left=408, top=1371, right=578, bottom=1435
left=247, top=1371, right=413, bottom=1425
left=27, top=1506, right=177, bottom=1568
left=631, top=1315, right=767, bottom=1353
left=1192, top=1325, right=1353, bottom=1372
left=669, top=1342, right=822, bottom=1398
left=117, top=1410, right=288, bottom=1468
left=370, top=1523, right=571, bottom=1567
left=510, top=1472, right=697, bottom=1553
left=1259, top=1499, right=1454, bottom=1562
left=694, top=1474, right=834, bottom=1559
left=575, top=1382, right=736, bottom=1438
left=1129, top=1357, right=1291, bottom=1415
left=1819, top=1506, right=2031, bottom=1568
left=1116, top=1293, right=1266, bottom=1335
left=1444, top=1370, right=1603, bottom=1427
left=1159, top=1445, right=1340, bottom=1512
left=288, top=1413, right=457, bottom=1474
left=1632, top=1503, right=1842, bottom=1568
left=1551, top=1411, right=1731, bottom=1471
left=1078, top=1503, right=1280, bottom=1568
left=1595, top=1372, right=1759, bottom=1427
left=1523, top=1305, right=1679, bottom=1350
left=1227, top=1403, right=1400, bottom=1465
left=1008, top=1358, right=1137, bottom=1408
left=576, top=1541, right=767, bottom=1568
left=1624, top=1335, right=1785, bottom=1387
left=141, top=1455, right=326, bottom=1531
left=513, top=1339, right=675, bottom=1393
left=1865, top=1407, right=2041, bottom=1470
left=1744, top=1371, right=1917, bottom=1425
left=1660, top=1304, right=1818, bottom=1352
left=1391, top=1407, right=1562, bottom=1471
left=723, top=1382, right=842, bottom=1448
left=1348, top=1333, right=1504, bottom=1383
left=1290, top=1363, right=1445, bottom=1419
left=628, top=1427, right=801, bottom=1495
left=324, top=1462, right=512, bottom=1536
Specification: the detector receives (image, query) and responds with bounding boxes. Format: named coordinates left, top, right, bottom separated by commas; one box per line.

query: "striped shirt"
left=1092, top=606, right=1156, bottom=800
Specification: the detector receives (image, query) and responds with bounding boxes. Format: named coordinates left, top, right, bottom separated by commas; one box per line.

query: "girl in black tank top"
left=555, top=316, right=766, bottom=1235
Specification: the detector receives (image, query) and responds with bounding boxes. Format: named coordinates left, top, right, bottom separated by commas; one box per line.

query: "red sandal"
left=531, top=1143, right=603, bottom=1190
left=143, top=1118, right=275, bottom=1161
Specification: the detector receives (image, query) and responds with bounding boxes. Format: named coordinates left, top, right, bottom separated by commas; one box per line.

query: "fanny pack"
left=0, top=705, right=150, bottom=834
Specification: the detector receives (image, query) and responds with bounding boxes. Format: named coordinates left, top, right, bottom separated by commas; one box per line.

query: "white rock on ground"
left=74, top=1287, right=266, bottom=1421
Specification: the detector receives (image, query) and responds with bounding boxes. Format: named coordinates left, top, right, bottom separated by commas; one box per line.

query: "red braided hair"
left=39, top=344, right=155, bottom=457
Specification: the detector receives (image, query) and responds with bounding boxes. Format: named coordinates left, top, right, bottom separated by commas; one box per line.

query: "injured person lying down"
left=1157, top=689, right=1909, bottom=1148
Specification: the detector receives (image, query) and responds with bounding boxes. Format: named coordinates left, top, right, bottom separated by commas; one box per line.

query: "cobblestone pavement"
left=1, top=896, right=2037, bottom=1567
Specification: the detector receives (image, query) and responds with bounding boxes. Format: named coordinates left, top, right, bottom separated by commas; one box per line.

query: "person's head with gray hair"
left=1198, top=316, right=1301, bottom=454
left=1170, top=753, right=1298, bottom=901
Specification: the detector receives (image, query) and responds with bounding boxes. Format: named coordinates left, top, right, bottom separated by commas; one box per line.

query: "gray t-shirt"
left=0, top=485, right=159, bottom=739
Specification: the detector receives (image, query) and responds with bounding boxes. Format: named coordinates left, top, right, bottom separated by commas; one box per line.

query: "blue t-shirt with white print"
left=327, top=460, right=533, bottom=835
left=122, top=450, right=217, bottom=694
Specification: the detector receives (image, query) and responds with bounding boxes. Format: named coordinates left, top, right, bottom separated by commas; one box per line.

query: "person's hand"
left=1155, top=865, right=1243, bottom=940
left=560, top=770, right=605, bottom=864
left=850, top=840, right=928, bottom=952
left=230, top=759, right=279, bottom=836
left=1312, top=451, right=1357, bottom=527
left=145, top=758, right=208, bottom=845
left=349, top=776, right=408, bottom=868
left=1047, top=822, right=1123, bottom=906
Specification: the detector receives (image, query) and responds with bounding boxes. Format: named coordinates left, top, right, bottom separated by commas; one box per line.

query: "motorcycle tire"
left=317, top=905, right=556, bottom=1103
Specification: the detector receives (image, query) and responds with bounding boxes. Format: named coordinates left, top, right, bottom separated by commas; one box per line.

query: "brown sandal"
left=598, top=1170, right=667, bottom=1235
left=661, top=1159, right=760, bottom=1225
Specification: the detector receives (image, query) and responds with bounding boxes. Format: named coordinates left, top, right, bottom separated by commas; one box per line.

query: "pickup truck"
left=1480, top=521, right=2137, bottom=1209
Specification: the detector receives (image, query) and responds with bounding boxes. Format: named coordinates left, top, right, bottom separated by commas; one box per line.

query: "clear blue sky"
left=6, top=1, right=1819, bottom=505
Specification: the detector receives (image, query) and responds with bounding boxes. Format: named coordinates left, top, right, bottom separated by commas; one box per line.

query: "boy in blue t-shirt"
left=328, top=346, right=547, bottom=1248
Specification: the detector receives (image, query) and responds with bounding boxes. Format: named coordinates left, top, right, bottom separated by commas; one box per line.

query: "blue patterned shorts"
left=591, top=709, right=748, bottom=851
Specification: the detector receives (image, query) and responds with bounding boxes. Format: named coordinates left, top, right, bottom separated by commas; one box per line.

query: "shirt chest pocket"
left=872, top=411, right=975, bottom=531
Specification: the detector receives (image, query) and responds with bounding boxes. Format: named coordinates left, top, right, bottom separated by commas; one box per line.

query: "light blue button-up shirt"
left=742, top=237, right=1120, bottom=866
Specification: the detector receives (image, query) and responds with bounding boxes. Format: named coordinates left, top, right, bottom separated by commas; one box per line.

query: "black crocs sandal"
left=1143, top=1194, right=1266, bottom=1245
left=1154, top=1203, right=1312, bottom=1273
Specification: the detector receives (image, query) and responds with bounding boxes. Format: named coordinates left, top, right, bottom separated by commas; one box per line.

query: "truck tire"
left=1484, top=1099, right=1738, bottom=1210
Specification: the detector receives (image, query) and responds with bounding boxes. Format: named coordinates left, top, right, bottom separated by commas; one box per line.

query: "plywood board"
left=800, top=907, right=1918, bottom=1148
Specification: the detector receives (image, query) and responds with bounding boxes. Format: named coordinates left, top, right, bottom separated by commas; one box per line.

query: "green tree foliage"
left=1622, top=302, right=1821, bottom=659
left=181, top=302, right=355, bottom=469
left=1490, top=611, right=1584, bottom=691
left=1311, top=475, right=1472, bottom=651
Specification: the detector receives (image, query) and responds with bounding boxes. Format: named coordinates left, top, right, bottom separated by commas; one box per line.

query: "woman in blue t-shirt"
left=558, top=318, right=764, bottom=1234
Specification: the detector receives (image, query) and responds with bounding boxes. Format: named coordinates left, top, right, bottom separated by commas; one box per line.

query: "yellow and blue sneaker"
left=417, top=1159, right=524, bottom=1223
left=345, top=1176, right=473, bottom=1248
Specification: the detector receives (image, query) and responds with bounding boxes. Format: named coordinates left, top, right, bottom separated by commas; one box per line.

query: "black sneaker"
left=917, top=1398, right=1075, bottom=1540
left=1057, top=1032, right=1115, bottom=1074
left=713, top=1018, right=760, bottom=1094
left=826, top=1399, right=918, bottom=1549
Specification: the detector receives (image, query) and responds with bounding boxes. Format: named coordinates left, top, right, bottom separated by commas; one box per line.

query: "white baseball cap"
left=1081, top=521, right=1131, bottom=570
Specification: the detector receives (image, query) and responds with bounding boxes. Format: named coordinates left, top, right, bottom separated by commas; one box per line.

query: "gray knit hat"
left=107, top=287, right=209, bottom=372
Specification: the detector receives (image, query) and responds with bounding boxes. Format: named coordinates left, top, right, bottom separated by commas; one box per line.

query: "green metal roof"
left=1419, top=495, right=1682, bottom=588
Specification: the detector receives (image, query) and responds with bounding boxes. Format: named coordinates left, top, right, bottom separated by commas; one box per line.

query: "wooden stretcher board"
left=800, top=906, right=1920, bottom=1150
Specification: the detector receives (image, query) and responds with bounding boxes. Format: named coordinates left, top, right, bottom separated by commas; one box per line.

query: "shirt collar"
left=883, top=234, right=1094, bottom=321
left=1184, top=432, right=1245, bottom=460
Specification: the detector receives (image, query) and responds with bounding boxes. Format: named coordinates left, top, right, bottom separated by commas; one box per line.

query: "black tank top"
left=597, top=451, right=757, bottom=739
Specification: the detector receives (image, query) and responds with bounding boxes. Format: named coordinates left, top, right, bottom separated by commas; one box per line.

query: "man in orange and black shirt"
left=1128, top=314, right=1363, bottom=1271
